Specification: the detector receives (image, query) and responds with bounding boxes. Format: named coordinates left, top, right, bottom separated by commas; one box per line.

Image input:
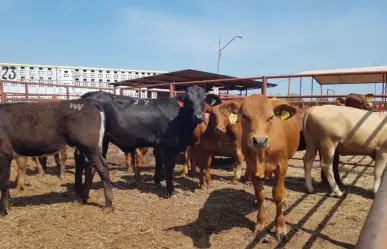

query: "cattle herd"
left=0, top=86, right=379, bottom=242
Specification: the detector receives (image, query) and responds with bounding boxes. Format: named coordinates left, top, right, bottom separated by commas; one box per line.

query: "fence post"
left=354, top=170, right=387, bottom=249
left=261, top=76, right=267, bottom=96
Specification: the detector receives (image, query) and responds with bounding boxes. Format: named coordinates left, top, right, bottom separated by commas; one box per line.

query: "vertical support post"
left=66, top=86, right=70, bottom=100
left=245, top=89, right=247, bottom=96
left=261, top=76, right=267, bottom=96
left=25, top=83, right=29, bottom=100
left=299, top=77, right=302, bottom=96
left=354, top=168, right=387, bottom=249
left=287, top=77, right=291, bottom=95
left=169, top=83, right=175, bottom=97
left=320, top=84, right=323, bottom=102
left=0, top=81, right=3, bottom=103
left=311, top=77, right=314, bottom=102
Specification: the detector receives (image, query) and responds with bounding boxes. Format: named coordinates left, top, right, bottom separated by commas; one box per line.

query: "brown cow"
left=228, top=94, right=299, bottom=241
left=14, top=147, right=68, bottom=191
left=182, top=99, right=246, bottom=187
left=336, top=93, right=374, bottom=111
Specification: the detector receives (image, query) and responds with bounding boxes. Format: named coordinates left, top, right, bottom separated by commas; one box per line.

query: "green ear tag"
left=229, top=113, right=237, bottom=124
left=211, top=98, right=216, bottom=105
left=280, top=110, right=290, bottom=120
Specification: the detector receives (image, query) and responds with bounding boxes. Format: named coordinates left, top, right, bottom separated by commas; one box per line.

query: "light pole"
left=217, top=35, right=243, bottom=74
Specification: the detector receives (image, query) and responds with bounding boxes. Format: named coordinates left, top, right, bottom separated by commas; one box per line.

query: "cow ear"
left=176, top=94, right=185, bottom=102
left=336, top=97, right=345, bottom=106
left=205, top=94, right=222, bottom=106
left=365, top=94, right=374, bottom=104
left=273, top=104, right=297, bottom=120
left=227, top=102, right=241, bottom=115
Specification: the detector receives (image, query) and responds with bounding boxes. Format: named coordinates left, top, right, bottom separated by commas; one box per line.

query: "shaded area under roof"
left=297, top=65, right=387, bottom=85
left=109, top=69, right=277, bottom=91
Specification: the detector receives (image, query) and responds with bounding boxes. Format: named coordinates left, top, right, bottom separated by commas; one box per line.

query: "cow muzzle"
left=193, top=114, right=204, bottom=123
left=251, top=136, right=269, bottom=148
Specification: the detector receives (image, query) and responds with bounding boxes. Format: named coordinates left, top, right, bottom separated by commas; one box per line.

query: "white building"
left=0, top=63, right=167, bottom=101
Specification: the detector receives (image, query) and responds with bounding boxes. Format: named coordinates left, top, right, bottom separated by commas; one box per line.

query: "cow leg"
left=161, top=149, right=177, bottom=197
left=198, top=150, right=212, bottom=188
left=321, top=150, right=343, bottom=187
left=233, top=143, right=245, bottom=184
left=101, top=137, right=109, bottom=159
left=15, top=156, right=28, bottom=191
left=134, top=147, right=148, bottom=182
left=39, top=156, right=48, bottom=170
left=180, top=146, right=191, bottom=177
left=319, top=143, right=343, bottom=197
left=303, top=142, right=318, bottom=194
left=272, top=161, right=288, bottom=241
left=0, top=155, right=11, bottom=216
left=32, top=157, right=45, bottom=176
left=83, top=151, right=113, bottom=212
left=251, top=176, right=267, bottom=239
left=189, top=147, right=198, bottom=177
left=58, top=147, right=68, bottom=180
left=373, top=153, right=387, bottom=194
left=73, top=149, right=86, bottom=200
left=153, top=148, right=163, bottom=186
left=124, top=151, right=134, bottom=173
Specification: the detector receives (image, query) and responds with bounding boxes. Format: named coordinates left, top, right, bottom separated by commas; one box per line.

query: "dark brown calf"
left=0, top=99, right=113, bottom=216
left=229, top=95, right=299, bottom=241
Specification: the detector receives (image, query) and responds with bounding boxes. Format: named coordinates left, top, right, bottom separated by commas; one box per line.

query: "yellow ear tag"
left=280, top=110, right=290, bottom=120
left=366, top=96, right=372, bottom=103
left=229, top=113, right=237, bottom=124
left=211, top=98, right=216, bottom=105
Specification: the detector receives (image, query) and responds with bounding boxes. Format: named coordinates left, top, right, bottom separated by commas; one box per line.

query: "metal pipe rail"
left=355, top=170, right=387, bottom=249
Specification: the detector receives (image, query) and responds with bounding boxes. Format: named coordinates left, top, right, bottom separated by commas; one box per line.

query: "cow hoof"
left=254, top=199, right=257, bottom=205
left=250, top=226, right=266, bottom=241
left=275, top=231, right=288, bottom=242
left=0, top=210, right=8, bottom=217
left=333, top=190, right=344, bottom=198
left=167, top=190, right=178, bottom=198
left=59, top=176, right=65, bottom=181
left=102, top=206, right=114, bottom=213
left=15, top=186, right=24, bottom=192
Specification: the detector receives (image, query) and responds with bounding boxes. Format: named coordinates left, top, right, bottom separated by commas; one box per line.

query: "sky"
left=0, top=0, right=386, bottom=95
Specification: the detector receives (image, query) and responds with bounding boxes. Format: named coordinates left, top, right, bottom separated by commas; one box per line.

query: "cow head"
left=336, top=93, right=374, bottom=111
left=209, top=99, right=243, bottom=135
left=228, top=94, right=297, bottom=178
left=177, top=86, right=222, bottom=124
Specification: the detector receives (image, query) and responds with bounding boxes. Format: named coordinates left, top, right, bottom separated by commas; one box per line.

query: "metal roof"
left=109, top=69, right=277, bottom=91
left=297, top=65, right=387, bottom=85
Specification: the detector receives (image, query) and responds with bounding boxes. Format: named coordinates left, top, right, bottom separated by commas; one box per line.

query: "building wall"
left=0, top=63, right=167, bottom=100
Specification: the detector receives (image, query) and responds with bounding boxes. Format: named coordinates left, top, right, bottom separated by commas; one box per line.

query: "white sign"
left=1, top=66, right=18, bottom=80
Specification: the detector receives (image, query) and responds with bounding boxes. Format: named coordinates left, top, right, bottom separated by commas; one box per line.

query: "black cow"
left=78, top=85, right=221, bottom=197
left=0, top=99, right=113, bottom=216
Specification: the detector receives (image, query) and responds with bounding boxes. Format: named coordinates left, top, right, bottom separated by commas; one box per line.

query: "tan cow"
left=303, top=104, right=384, bottom=197
left=228, top=94, right=299, bottom=240
left=14, top=146, right=68, bottom=191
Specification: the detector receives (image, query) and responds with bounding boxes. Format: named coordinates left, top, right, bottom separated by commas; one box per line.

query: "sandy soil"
left=0, top=146, right=374, bottom=249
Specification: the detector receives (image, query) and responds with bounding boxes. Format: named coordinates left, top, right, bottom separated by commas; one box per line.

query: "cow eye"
left=242, top=114, right=248, bottom=120
left=268, top=115, right=274, bottom=121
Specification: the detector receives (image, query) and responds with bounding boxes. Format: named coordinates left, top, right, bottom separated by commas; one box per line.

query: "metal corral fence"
left=1, top=71, right=387, bottom=247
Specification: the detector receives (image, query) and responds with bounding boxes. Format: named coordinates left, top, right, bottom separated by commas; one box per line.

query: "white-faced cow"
left=0, top=99, right=112, bottom=216
left=78, top=85, right=221, bottom=197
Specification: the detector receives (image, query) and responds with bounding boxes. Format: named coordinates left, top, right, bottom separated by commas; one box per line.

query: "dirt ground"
left=0, top=146, right=374, bottom=249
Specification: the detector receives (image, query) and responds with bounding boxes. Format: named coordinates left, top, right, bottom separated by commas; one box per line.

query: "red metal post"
left=169, top=83, right=175, bottom=97
left=261, top=76, right=267, bottom=96
left=66, top=86, right=70, bottom=100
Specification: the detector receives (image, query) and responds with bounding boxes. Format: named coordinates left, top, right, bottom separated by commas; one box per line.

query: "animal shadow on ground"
left=284, top=162, right=374, bottom=200
left=168, top=188, right=256, bottom=248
